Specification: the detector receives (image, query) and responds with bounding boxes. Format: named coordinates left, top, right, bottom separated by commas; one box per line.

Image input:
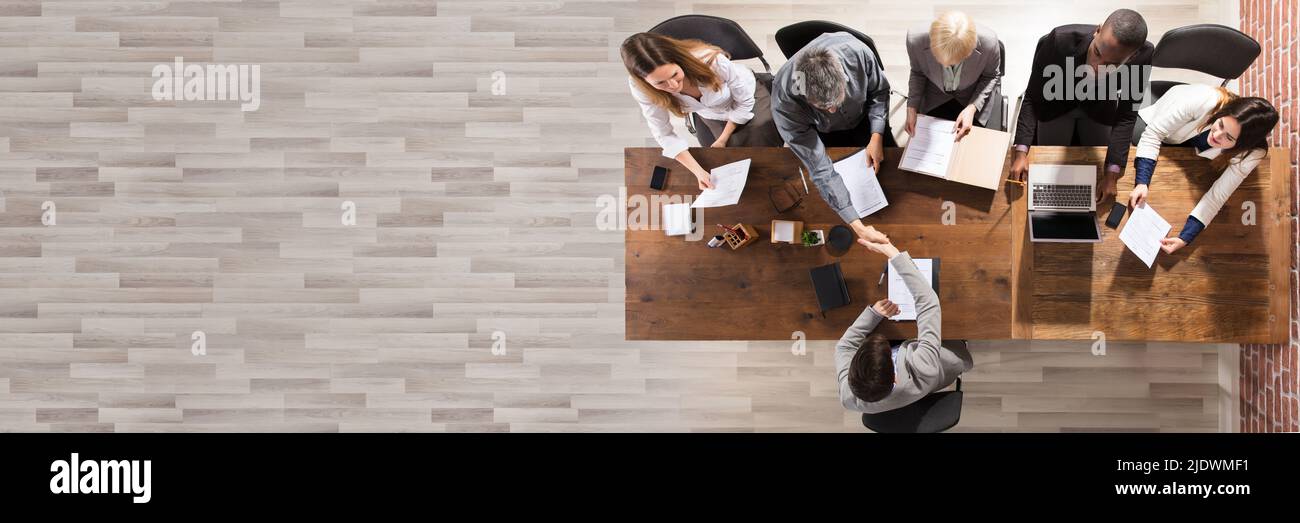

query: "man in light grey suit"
left=834, top=226, right=974, bottom=414
left=904, top=11, right=1001, bottom=138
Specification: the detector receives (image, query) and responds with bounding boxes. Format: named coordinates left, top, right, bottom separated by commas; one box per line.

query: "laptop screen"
left=1030, top=211, right=1100, bottom=241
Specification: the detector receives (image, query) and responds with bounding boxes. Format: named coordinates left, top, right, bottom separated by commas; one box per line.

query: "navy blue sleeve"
left=1178, top=216, right=1206, bottom=244
left=1133, top=157, right=1156, bottom=186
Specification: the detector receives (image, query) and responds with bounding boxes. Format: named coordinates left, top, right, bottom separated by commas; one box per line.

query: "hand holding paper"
left=1160, top=237, right=1186, bottom=254
left=953, top=105, right=977, bottom=141
left=887, top=258, right=934, bottom=321
left=691, top=158, right=751, bottom=208
left=831, top=149, right=888, bottom=218
left=872, top=299, right=901, bottom=318
left=900, top=115, right=956, bottom=177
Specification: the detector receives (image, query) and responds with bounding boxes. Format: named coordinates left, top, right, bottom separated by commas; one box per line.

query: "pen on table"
left=797, top=166, right=810, bottom=194
left=878, top=272, right=885, bottom=285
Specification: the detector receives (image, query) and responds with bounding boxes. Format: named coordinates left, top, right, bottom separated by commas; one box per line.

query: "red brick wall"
left=1240, top=0, right=1299, bottom=433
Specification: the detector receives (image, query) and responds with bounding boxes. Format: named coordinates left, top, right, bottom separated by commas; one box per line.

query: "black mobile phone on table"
left=650, top=166, right=668, bottom=190
left=1105, top=201, right=1127, bottom=229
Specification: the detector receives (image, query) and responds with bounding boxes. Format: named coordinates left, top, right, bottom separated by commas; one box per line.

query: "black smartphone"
left=650, top=166, right=668, bottom=190
left=1105, top=201, right=1127, bottom=229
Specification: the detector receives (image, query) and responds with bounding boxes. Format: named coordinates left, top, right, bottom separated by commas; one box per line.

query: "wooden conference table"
left=624, top=146, right=1291, bottom=344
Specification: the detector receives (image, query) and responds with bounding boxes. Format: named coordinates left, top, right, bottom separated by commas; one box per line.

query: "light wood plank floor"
left=0, top=0, right=1236, bottom=432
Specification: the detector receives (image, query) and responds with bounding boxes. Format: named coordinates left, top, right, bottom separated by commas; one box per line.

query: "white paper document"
left=1119, top=203, right=1171, bottom=268
left=662, top=203, right=694, bottom=236
left=832, top=149, right=888, bottom=218
left=888, top=258, right=933, bottom=321
left=691, top=158, right=751, bottom=208
left=899, top=115, right=957, bottom=178
left=773, top=221, right=795, bottom=243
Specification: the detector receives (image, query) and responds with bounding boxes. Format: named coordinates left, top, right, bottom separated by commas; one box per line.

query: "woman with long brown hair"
left=1129, top=83, right=1279, bottom=253
left=622, top=32, right=781, bottom=190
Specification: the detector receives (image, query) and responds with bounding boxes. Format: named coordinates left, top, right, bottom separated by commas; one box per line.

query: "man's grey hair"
left=795, top=46, right=846, bottom=108
left=1104, top=8, right=1148, bottom=50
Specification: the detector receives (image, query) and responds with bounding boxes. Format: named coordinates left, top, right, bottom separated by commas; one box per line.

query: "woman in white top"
left=1129, top=83, right=1278, bottom=253
left=622, top=32, right=781, bottom=190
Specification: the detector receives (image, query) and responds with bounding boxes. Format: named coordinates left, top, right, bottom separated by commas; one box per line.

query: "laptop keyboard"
left=1032, top=184, right=1092, bottom=209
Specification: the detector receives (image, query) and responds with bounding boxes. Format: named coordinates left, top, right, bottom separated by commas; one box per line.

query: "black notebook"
left=809, top=262, right=851, bottom=313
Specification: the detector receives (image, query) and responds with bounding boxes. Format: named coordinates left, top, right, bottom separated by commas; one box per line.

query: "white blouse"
left=629, top=51, right=757, bottom=158
left=1136, top=83, right=1267, bottom=226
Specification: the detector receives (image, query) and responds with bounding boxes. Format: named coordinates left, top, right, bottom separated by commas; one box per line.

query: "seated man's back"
left=834, top=245, right=973, bottom=414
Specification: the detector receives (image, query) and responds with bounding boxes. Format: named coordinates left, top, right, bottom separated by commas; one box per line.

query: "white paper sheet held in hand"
left=899, top=115, right=956, bottom=178
left=832, top=149, right=888, bottom=217
left=1119, top=203, right=1171, bottom=268
left=888, top=258, right=933, bottom=321
left=691, top=158, right=750, bottom=208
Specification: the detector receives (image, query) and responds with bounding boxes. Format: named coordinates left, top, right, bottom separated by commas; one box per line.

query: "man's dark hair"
left=794, top=46, right=847, bottom=108
left=848, top=333, right=894, bottom=402
left=1104, top=9, right=1148, bottom=50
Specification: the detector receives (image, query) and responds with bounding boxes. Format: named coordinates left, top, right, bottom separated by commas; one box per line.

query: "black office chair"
left=649, top=15, right=771, bottom=147
left=774, top=20, right=882, bottom=67
left=861, top=377, right=964, bottom=433
left=774, top=21, right=896, bottom=146
left=1132, top=24, right=1261, bottom=143
left=1152, top=24, right=1260, bottom=91
left=983, top=39, right=1009, bottom=132
left=649, top=15, right=770, bottom=73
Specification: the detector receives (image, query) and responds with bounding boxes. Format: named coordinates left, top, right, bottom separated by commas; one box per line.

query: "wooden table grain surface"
left=1012, top=146, right=1292, bottom=344
left=625, top=146, right=1014, bottom=341
left=626, top=145, right=1291, bottom=344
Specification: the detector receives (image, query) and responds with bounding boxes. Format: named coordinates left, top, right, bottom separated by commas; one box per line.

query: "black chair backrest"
left=861, top=378, right=963, bottom=433
left=649, top=15, right=770, bottom=72
left=997, top=39, right=1005, bottom=77
left=774, top=20, right=882, bottom=68
left=1152, top=24, right=1260, bottom=80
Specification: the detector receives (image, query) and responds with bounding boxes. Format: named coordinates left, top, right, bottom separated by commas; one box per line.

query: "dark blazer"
left=1014, top=24, right=1154, bottom=169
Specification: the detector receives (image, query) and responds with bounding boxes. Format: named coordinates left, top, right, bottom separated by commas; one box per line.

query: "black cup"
left=827, top=225, right=854, bottom=256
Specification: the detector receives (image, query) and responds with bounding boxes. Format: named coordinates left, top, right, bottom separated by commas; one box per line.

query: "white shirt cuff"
left=659, top=134, right=690, bottom=159
left=727, top=109, right=754, bottom=125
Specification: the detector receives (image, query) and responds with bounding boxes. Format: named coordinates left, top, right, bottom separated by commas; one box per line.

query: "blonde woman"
left=622, top=32, right=781, bottom=190
left=1128, top=83, right=1278, bottom=253
left=904, top=11, right=1001, bottom=140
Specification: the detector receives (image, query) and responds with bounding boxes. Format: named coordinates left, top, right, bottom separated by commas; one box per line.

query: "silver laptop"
left=1028, top=165, right=1101, bottom=243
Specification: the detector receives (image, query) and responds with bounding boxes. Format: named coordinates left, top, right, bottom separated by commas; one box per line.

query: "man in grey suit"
left=835, top=227, right=974, bottom=414
left=904, top=11, right=1001, bottom=139
left=771, top=31, right=893, bottom=241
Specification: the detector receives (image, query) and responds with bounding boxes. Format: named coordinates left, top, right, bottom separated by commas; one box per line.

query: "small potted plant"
left=801, top=229, right=825, bottom=247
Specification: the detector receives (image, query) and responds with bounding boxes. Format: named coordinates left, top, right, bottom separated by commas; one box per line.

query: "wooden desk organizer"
left=722, top=223, right=759, bottom=250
